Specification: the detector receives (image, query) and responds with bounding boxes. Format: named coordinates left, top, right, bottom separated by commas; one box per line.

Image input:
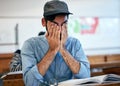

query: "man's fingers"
left=47, top=21, right=54, bottom=37
left=52, top=24, right=57, bottom=38
left=45, top=31, right=49, bottom=37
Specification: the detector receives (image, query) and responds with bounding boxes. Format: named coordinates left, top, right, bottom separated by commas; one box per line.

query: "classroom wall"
left=0, top=0, right=120, bottom=17
left=0, top=0, right=120, bottom=55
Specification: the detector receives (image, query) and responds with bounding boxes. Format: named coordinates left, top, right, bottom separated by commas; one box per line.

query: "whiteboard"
left=0, top=21, right=17, bottom=45
left=0, top=17, right=120, bottom=55
left=0, top=18, right=42, bottom=53
left=68, top=17, right=120, bottom=55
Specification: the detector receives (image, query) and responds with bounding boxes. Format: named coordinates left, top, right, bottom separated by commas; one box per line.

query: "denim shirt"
left=21, top=36, right=90, bottom=86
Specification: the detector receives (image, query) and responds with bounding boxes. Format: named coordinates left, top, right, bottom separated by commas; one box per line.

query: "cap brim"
left=44, top=11, right=72, bottom=17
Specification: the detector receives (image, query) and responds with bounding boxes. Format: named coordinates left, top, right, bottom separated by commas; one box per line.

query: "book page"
left=0, top=71, right=22, bottom=79
left=59, top=75, right=107, bottom=86
left=7, top=71, right=22, bottom=75
left=103, top=74, right=120, bottom=83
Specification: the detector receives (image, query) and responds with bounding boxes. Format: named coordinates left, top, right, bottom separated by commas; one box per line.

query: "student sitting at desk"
left=21, top=0, right=90, bottom=86
left=9, top=31, right=45, bottom=72
left=10, top=49, right=22, bottom=72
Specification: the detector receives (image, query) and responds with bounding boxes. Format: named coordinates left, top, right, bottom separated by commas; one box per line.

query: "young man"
left=21, top=0, right=90, bottom=86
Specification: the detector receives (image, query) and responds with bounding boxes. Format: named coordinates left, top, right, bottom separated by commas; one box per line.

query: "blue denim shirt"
left=21, top=36, right=90, bottom=86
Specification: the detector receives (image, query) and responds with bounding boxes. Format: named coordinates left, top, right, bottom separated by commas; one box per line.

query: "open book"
left=1, top=71, right=22, bottom=79
left=58, top=74, right=120, bottom=86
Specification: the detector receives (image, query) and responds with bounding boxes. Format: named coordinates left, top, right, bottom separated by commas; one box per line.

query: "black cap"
left=43, top=0, right=72, bottom=17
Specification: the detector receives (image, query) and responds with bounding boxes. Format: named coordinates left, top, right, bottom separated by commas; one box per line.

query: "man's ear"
left=41, top=18, right=46, bottom=27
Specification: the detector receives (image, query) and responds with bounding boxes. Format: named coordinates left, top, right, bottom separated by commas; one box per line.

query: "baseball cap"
left=43, top=0, right=72, bottom=17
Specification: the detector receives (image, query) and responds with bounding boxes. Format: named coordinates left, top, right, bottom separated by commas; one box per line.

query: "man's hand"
left=46, top=21, right=61, bottom=53
left=59, top=24, right=80, bottom=74
left=38, top=21, right=61, bottom=76
left=60, top=23, right=68, bottom=51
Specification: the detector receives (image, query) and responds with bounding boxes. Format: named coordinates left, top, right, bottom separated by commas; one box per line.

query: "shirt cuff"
left=74, top=62, right=90, bottom=78
left=31, top=65, right=44, bottom=81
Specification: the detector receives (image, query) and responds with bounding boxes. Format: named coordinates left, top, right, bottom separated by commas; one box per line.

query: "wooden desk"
left=88, top=55, right=120, bottom=69
left=88, top=55, right=120, bottom=76
left=90, top=61, right=120, bottom=69
left=0, top=53, right=13, bottom=74
left=3, top=79, right=24, bottom=86
left=2, top=71, right=24, bottom=86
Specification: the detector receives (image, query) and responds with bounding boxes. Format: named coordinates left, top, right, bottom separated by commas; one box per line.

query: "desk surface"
left=90, top=61, right=120, bottom=69
left=3, top=79, right=24, bottom=86
left=2, top=71, right=24, bottom=86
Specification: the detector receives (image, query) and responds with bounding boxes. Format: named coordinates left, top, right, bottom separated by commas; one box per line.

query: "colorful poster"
left=68, top=17, right=120, bottom=53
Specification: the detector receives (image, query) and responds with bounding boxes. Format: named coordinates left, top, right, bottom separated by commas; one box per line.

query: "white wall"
left=0, top=0, right=120, bottom=55
left=0, top=0, right=120, bottom=17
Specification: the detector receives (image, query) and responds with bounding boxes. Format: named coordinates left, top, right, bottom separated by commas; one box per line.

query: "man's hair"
left=38, top=31, right=45, bottom=36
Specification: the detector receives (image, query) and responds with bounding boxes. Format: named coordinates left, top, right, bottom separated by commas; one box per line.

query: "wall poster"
left=68, top=17, right=120, bottom=54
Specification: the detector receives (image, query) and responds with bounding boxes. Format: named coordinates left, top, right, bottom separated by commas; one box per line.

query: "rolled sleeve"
left=31, top=65, right=44, bottom=81
left=23, top=65, right=44, bottom=86
left=21, top=39, right=44, bottom=86
left=74, top=62, right=90, bottom=78
left=72, top=38, right=90, bottom=78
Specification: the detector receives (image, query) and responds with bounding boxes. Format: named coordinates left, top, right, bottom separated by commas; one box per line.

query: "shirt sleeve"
left=72, top=39, right=90, bottom=78
left=21, top=40, right=44, bottom=86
